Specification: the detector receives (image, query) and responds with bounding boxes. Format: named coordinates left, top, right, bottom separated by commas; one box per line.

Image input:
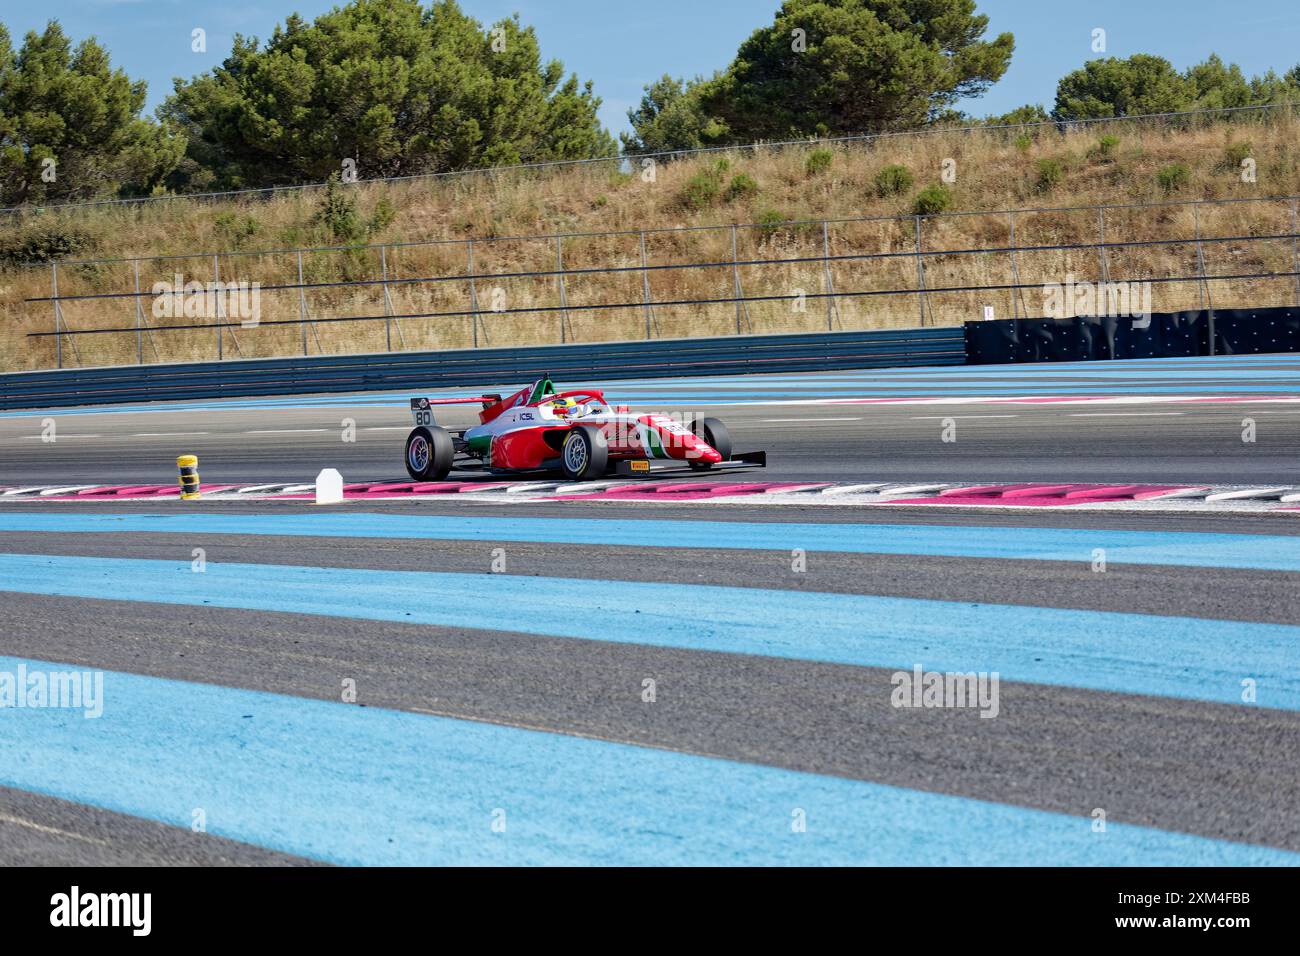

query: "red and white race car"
left=403, top=375, right=765, bottom=481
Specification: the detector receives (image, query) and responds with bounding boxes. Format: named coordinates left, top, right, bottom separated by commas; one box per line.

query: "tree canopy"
left=1051, top=53, right=1300, bottom=121
left=624, top=0, right=1014, bottom=153
left=0, top=21, right=181, bottom=205
left=161, top=0, right=615, bottom=190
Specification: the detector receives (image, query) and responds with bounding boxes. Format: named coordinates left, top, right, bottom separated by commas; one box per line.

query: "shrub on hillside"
left=874, top=164, right=914, bottom=198
left=1035, top=157, right=1065, bottom=191
left=681, top=158, right=733, bottom=209
left=805, top=148, right=834, bottom=176
left=1157, top=162, right=1191, bottom=194
left=0, top=226, right=95, bottom=267
left=1222, top=141, right=1253, bottom=173
left=912, top=184, right=953, bottom=216
left=1090, top=135, right=1121, bottom=162
left=726, top=173, right=760, bottom=202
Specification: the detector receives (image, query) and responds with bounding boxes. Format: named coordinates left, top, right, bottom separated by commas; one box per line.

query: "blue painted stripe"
left=1, top=554, right=1297, bottom=708
left=4, top=355, right=1299, bottom=417
left=1, top=652, right=1293, bottom=865
left=3, top=513, right=1298, bottom=572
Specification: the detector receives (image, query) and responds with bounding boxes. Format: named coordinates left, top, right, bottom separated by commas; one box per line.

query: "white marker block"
left=315, top=468, right=344, bottom=505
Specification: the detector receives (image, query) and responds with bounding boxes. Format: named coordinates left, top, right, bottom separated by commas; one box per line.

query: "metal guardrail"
left=0, top=327, right=965, bottom=410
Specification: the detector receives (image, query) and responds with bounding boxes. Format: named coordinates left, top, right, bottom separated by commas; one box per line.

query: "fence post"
left=467, top=240, right=480, bottom=349
left=296, top=251, right=309, bottom=356
left=730, top=224, right=744, bottom=334
left=639, top=231, right=653, bottom=339
left=380, top=244, right=393, bottom=352
left=821, top=220, right=837, bottom=331
left=914, top=216, right=928, bottom=327
left=1292, top=199, right=1300, bottom=307
left=50, top=262, right=61, bottom=369
left=1194, top=205, right=1206, bottom=310
left=1096, top=209, right=1111, bottom=285
left=556, top=236, right=569, bottom=344
left=1195, top=218, right=1215, bottom=357
left=1007, top=212, right=1024, bottom=320
left=212, top=254, right=223, bottom=360
left=132, top=260, right=145, bottom=364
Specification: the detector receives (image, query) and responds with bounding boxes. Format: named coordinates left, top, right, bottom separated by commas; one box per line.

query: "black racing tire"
left=560, top=425, right=609, bottom=480
left=689, top=417, right=732, bottom=471
left=405, top=425, right=455, bottom=481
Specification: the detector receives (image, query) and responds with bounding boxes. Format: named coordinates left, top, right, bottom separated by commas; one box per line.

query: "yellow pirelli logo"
left=630, top=460, right=650, bottom=472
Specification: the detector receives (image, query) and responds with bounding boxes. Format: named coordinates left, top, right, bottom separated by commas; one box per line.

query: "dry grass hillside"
left=3, top=110, right=1299, bottom=371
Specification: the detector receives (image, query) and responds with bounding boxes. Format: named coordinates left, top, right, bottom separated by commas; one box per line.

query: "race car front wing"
left=612, top=450, right=767, bottom=478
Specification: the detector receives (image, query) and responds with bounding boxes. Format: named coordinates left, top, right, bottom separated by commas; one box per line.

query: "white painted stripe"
left=1205, top=487, right=1295, bottom=501
left=0, top=813, right=111, bottom=847
left=506, top=482, right=562, bottom=494
left=1069, top=411, right=1185, bottom=418
left=758, top=417, right=863, bottom=423
left=820, top=483, right=893, bottom=495
left=909, top=415, right=1019, bottom=420
left=131, top=432, right=210, bottom=438
left=560, top=481, right=635, bottom=494
left=1139, top=488, right=1214, bottom=500
left=246, top=429, right=330, bottom=435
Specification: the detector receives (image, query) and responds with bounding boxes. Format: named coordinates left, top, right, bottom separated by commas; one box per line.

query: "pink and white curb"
left=3, top=480, right=1300, bottom=512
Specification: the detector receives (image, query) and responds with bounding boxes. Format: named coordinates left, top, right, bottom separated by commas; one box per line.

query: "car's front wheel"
left=689, top=417, right=732, bottom=471
left=405, top=425, right=454, bottom=481
left=560, top=425, right=609, bottom=480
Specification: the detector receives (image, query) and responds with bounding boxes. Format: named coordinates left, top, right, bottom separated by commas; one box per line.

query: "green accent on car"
left=529, top=377, right=555, bottom=403
left=468, top=434, right=492, bottom=463
left=644, top=427, right=668, bottom=459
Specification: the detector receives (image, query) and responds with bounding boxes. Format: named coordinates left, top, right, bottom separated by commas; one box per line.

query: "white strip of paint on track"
left=1068, top=412, right=1186, bottom=417
left=131, top=432, right=210, bottom=438
left=910, top=415, right=1019, bottom=420
left=759, top=417, right=863, bottom=423
left=361, top=426, right=412, bottom=432
left=0, top=813, right=111, bottom=847
left=18, top=434, right=100, bottom=439
left=245, top=429, right=331, bottom=434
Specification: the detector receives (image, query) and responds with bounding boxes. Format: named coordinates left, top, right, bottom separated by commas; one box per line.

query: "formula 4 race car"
left=403, top=375, right=766, bottom=481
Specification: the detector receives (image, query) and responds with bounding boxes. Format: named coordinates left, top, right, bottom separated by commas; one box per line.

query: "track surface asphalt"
left=0, top=354, right=1297, bottom=865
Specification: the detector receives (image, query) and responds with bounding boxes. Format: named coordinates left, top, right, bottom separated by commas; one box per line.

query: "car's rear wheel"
left=405, top=425, right=454, bottom=481
left=689, top=417, right=732, bottom=471
left=560, top=425, right=608, bottom=480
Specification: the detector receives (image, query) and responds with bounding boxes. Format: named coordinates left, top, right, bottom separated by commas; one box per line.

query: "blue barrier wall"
left=0, top=327, right=964, bottom=410
left=964, top=306, right=1300, bottom=363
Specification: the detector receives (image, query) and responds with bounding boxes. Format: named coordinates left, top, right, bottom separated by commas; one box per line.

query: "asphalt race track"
left=4, top=354, right=1300, bottom=486
left=0, top=353, right=1297, bottom=865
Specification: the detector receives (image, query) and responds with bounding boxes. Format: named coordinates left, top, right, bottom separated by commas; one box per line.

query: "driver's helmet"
left=550, top=397, right=578, bottom=418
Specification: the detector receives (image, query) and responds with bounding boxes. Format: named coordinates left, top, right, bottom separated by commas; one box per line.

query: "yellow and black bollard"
left=177, top=454, right=201, bottom=500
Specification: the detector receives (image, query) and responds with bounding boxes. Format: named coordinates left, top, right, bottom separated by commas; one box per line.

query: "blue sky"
left=4, top=0, right=1299, bottom=136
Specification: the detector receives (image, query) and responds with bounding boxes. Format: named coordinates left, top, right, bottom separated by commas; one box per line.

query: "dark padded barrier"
left=0, top=327, right=964, bottom=410
left=965, top=306, right=1300, bottom=364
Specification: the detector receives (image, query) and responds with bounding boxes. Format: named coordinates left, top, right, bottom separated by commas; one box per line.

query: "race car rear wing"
left=409, top=395, right=502, bottom=426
